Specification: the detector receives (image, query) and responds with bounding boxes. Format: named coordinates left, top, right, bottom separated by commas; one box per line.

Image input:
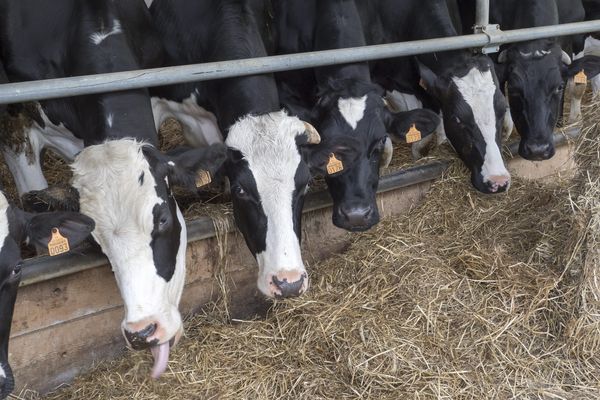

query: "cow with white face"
left=68, top=140, right=225, bottom=378
left=0, top=190, right=94, bottom=399
left=0, top=0, right=229, bottom=378
left=356, top=0, right=511, bottom=194
left=149, top=0, right=359, bottom=298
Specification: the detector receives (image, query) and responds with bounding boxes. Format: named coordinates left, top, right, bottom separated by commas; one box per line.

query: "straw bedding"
left=2, top=93, right=594, bottom=399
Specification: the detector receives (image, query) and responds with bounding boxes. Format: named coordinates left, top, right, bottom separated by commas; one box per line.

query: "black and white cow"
left=356, top=0, right=512, bottom=194
left=272, top=0, right=440, bottom=231
left=149, top=0, right=356, bottom=298
left=0, top=0, right=227, bottom=378
left=458, top=0, right=586, bottom=160
left=0, top=189, right=95, bottom=399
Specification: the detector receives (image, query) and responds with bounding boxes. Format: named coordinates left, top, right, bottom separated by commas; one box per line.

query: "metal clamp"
left=474, top=24, right=502, bottom=54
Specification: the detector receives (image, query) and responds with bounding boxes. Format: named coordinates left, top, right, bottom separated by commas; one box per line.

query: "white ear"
left=498, top=50, right=508, bottom=63
left=561, top=50, right=572, bottom=65
left=380, top=136, right=393, bottom=170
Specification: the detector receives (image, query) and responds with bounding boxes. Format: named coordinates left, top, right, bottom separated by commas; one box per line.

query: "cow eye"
left=232, top=185, right=246, bottom=197
left=554, top=85, right=564, bottom=95
left=12, top=262, right=22, bottom=276
left=159, top=216, right=168, bottom=226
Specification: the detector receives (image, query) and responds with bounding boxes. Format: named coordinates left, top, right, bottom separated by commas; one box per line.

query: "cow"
left=272, top=0, right=440, bottom=231
left=0, top=0, right=227, bottom=378
left=0, top=189, right=95, bottom=399
left=148, top=0, right=357, bottom=299
left=457, top=0, right=586, bottom=160
left=565, top=0, right=600, bottom=121
left=355, top=0, right=512, bottom=194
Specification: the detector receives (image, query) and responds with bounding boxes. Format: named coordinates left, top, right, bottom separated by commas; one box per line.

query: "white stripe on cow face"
left=0, top=194, right=8, bottom=248
left=453, top=68, right=509, bottom=186
left=226, top=111, right=308, bottom=297
left=0, top=363, right=5, bottom=379
left=338, top=96, right=367, bottom=130
left=90, top=19, right=122, bottom=45
left=71, top=140, right=184, bottom=344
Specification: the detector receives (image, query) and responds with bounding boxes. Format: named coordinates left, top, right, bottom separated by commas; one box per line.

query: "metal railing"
left=0, top=20, right=599, bottom=104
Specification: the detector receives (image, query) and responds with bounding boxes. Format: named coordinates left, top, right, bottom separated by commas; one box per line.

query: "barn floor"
left=8, top=100, right=599, bottom=399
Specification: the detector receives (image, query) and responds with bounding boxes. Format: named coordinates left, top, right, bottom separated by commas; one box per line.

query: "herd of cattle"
left=0, top=0, right=599, bottom=397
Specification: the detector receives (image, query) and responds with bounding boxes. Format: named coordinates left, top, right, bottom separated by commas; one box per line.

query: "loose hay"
left=13, top=96, right=598, bottom=399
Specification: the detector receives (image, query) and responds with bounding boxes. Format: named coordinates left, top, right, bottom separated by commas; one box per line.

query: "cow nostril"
left=124, top=323, right=158, bottom=350
left=272, top=272, right=307, bottom=298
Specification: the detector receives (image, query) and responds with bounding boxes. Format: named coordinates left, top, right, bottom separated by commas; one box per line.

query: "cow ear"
left=303, top=136, right=362, bottom=177
left=417, top=61, right=441, bottom=95
left=384, top=108, right=440, bottom=143
left=24, top=211, right=95, bottom=250
left=164, top=144, right=227, bottom=192
left=497, top=50, right=509, bottom=63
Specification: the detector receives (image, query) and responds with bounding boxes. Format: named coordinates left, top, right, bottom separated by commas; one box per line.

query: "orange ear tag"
left=326, top=153, right=344, bottom=175
left=406, top=124, right=422, bottom=144
left=574, top=70, right=588, bottom=85
left=48, top=228, right=70, bottom=256
left=195, top=170, right=212, bottom=188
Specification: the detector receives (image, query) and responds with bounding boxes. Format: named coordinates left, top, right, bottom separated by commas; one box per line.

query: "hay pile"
left=9, top=98, right=597, bottom=399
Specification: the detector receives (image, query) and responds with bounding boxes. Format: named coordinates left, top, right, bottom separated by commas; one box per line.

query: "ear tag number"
left=406, top=124, right=422, bottom=144
left=327, top=153, right=344, bottom=175
left=48, top=228, right=70, bottom=257
left=195, top=170, right=212, bottom=188
left=574, top=70, right=587, bottom=85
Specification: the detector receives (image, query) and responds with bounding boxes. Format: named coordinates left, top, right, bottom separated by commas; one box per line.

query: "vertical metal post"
left=475, top=0, right=490, bottom=32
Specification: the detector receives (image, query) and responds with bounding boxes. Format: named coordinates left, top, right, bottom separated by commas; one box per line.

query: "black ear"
left=417, top=61, right=440, bottom=95
left=304, top=136, right=362, bottom=177
left=384, top=108, right=440, bottom=142
left=164, top=144, right=227, bottom=191
left=566, top=56, right=600, bottom=80
left=24, top=211, right=95, bottom=250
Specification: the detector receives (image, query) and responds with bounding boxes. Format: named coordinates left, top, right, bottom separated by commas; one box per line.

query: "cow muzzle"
left=333, top=203, right=378, bottom=232
left=519, top=141, right=555, bottom=161
left=261, top=270, right=308, bottom=299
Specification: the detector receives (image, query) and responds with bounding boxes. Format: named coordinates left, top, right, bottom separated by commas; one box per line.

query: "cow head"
left=225, top=110, right=357, bottom=299
left=497, top=43, right=571, bottom=161
left=310, top=80, right=439, bottom=231
left=69, top=139, right=225, bottom=379
left=419, top=55, right=511, bottom=194
left=0, top=191, right=94, bottom=399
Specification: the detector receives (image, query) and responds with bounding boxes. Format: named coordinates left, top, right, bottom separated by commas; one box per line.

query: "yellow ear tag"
left=195, top=170, right=212, bottom=188
left=48, top=228, right=70, bottom=257
left=406, top=124, right=422, bottom=144
left=326, top=153, right=344, bottom=175
left=574, top=70, right=587, bottom=85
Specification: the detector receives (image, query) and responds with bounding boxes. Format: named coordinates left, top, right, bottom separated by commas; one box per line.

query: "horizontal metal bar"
left=19, top=162, right=448, bottom=287
left=1, top=20, right=600, bottom=104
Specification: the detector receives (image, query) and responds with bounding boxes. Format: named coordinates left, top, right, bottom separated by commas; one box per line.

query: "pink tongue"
left=150, top=341, right=170, bottom=379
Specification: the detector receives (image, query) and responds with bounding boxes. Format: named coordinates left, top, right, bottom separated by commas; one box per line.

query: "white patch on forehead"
left=226, top=111, right=306, bottom=286
left=338, top=96, right=367, bottom=130
left=71, top=139, right=184, bottom=341
left=453, top=68, right=509, bottom=183
left=0, top=362, right=5, bottom=379
left=106, top=113, right=114, bottom=128
left=145, top=0, right=154, bottom=7
left=90, top=19, right=122, bottom=45
left=0, top=192, right=9, bottom=252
